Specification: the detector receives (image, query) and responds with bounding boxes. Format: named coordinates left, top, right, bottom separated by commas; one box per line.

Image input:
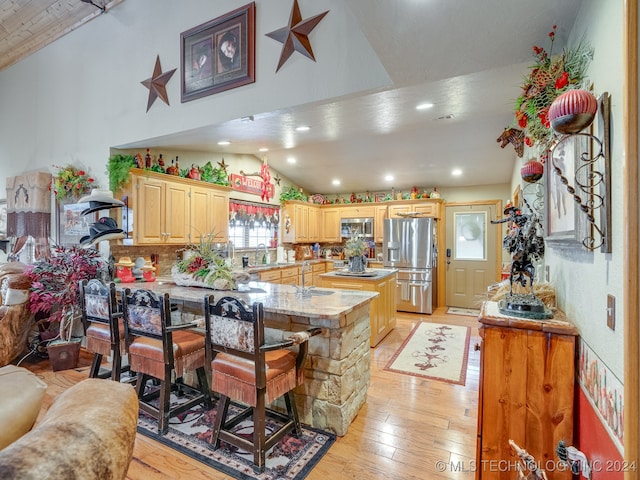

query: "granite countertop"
left=243, top=259, right=330, bottom=274
left=319, top=268, right=398, bottom=281
left=117, top=278, right=377, bottom=320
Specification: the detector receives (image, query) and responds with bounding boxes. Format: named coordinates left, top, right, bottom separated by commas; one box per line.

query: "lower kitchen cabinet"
left=476, top=301, right=577, bottom=480
left=317, top=270, right=396, bottom=347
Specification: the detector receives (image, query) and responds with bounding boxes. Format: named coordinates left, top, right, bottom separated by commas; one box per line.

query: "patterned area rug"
left=447, top=306, right=481, bottom=317
left=384, top=322, right=471, bottom=385
left=137, top=394, right=335, bottom=480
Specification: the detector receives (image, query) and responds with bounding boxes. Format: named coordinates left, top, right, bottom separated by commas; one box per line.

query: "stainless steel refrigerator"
left=383, top=217, right=437, bottom=314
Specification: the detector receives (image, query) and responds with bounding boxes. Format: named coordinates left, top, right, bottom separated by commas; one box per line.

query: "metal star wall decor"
left=217, top=158, right=229, bottom=173
left=265, top=0, right=329, bottom=72
left=141, top=55, right=176, bottom=112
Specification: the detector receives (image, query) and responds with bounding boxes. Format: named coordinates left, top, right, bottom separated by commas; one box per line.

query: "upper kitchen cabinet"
left=322, top=207, right=341, bottom=242
left=281, top=201, right=320, bottom=243
left=387, top=199, right=442, bottom=219
left=118, top=168, right=229, bottom=245
left=374, top=204, right=388, bottom=243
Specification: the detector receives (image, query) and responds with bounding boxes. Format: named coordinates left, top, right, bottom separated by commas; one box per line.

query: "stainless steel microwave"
left=340, top=218, right=374, bottom=238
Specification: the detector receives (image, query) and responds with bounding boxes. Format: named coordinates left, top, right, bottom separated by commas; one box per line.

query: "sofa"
left=0, top=367, right=139, bottom=480
left=0, top=262, right=34, bottom=367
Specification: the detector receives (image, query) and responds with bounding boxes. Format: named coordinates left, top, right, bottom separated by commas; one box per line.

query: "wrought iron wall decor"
left=546, top=92, right=611, bottom=252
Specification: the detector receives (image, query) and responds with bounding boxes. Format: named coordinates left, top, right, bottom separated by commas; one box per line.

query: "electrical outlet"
left=607, top=294, right=615, bottom=330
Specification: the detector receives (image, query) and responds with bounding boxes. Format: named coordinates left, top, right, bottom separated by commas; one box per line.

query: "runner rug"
left=137, top=394, right=335, bottom=480
left=384, top=322, right=471, bottom=385
left=446, top=306, right=481, bottom=317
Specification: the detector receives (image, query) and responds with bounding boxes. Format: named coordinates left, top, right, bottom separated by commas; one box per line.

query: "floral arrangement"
left=25, top=245, right=103, bottom=342
left=173, top=233, right=236, bottom=290
left=52, top=164, right=97, bottom=200
left=514, top=25, right=593, bottom=151
left=344, top=232, right=367, bottom=258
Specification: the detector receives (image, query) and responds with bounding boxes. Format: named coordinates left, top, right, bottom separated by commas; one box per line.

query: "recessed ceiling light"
left=332, top=179, right=341, bottom=186
left=385, top=175, right=394, bottom=182
left=287, top=157, right=297, bottom=164
left=416, top=102, right=434, bottom=110
left=217, top=140, right=231, bottom=146
left=452, top=168, right=462, bottom=176
left=295, top=125, right=310, bottom=132
left=437, top=114, right=455, bottom=120
left=259, top=147, right=269, bottom=152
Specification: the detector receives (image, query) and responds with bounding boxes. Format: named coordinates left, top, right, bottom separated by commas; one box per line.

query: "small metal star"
left=265, top=0, right=329, bottom=72
left=217, top=158, right=229, bottom=172
left=141, top=55, right=176, bottom=112
left=273, top=175, right=281, bottom=186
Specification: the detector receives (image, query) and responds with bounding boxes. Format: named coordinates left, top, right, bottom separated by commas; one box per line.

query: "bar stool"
left=122, top=288, right=211, bottom=434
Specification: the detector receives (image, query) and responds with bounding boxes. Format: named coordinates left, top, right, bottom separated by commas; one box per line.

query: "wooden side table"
left=476, top=301, right=578, bottom=480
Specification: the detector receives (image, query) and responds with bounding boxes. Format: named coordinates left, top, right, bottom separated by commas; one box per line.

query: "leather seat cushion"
left=212, top=349, right=298, bottom=406
left=129, top=330, right=205, bottom=379
left=0, top=365, right=47, bottom=450
left=86, top=321, right=125, bottom=357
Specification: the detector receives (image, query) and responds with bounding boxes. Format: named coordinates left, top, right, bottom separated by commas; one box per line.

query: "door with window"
left=445, top=203, right=501, bottom=308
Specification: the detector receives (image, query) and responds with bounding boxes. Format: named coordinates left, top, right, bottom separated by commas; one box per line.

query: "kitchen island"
left=117, top=279, right=377, bottom=436
left=317, top=268, right=397, bottom=347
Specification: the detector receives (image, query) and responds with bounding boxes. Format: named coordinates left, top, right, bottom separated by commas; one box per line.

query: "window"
left=228, top=201, right=279, bottom=249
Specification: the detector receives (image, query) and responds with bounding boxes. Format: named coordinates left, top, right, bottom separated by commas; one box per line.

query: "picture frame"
left=544, top=135, right=589, bottom=248
left=55, top=200, right=91, bottom=246
left=180, top=2, right=255, bottom=103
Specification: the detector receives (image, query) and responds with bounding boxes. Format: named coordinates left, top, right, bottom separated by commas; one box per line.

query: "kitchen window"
left=228, top=200, right=279, bottom=249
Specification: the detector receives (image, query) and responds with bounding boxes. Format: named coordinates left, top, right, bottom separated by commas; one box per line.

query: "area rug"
left=384, top=322, right=471, bottom=385
left=447, top=306, right=481, bottom=317
left=137, top=393, right=335, bottom=480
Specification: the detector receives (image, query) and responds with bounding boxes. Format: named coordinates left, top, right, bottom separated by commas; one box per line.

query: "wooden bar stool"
left=122, top=288, right=211, bottom=435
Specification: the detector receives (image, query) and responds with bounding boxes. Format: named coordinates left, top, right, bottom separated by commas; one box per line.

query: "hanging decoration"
left=497, top=127, right=525, bottom=157
left=141, top=55, right=177, bottom=112
left=229, top=200, right=279, bottom=229
left=260, top=156, right=272, bottom=201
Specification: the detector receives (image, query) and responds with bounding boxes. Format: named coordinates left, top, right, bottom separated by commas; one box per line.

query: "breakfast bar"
left=119, top=279, right=377, bottom=436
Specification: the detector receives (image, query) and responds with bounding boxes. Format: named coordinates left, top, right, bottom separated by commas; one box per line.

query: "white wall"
left=544, top=0, right=624, bottom=379
left=0, top=0, right=390, bottom=192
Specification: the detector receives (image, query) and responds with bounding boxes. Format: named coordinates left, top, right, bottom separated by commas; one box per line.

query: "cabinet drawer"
left=259, top=270, right=281, bottom=282
left=312, top=263, right=326, bottom=273
left=280, top=267, right=299, bottom=280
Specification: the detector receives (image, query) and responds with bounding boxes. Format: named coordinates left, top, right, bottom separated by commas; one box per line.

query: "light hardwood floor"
left=21, top=307, right=480, bottom=480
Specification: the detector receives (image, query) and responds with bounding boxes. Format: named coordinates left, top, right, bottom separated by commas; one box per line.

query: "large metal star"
left=217, top=158, right=229, bottom=173
left=265, top=0, right=329, bottom=72
left=141, top=55, right=176, bottom=112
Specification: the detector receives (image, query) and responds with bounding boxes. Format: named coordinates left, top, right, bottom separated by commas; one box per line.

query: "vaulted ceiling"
left=0, top=0, right=584, bottom=194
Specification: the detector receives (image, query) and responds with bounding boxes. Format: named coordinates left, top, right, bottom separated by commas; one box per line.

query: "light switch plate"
left=607, top=294, right=615, bottom=330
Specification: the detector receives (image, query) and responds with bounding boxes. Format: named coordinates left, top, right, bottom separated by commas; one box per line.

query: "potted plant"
left=25, top=245, right=103, bottom=370
left=344, top=232, right=368, bottom=273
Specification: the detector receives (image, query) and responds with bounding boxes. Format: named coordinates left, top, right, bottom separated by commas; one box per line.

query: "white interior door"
left=445, top=203, right=500, bottom=308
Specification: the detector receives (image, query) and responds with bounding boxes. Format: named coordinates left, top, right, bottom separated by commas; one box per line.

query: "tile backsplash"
left=110, top=244, right=183, bottom=277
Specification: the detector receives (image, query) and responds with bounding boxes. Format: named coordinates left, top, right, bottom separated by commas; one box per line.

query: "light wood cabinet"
left=374, top=205, right=387, bottom=242
left=476, top=302, right=577, bottom=480
left=281, top=201, right=321, bottom=243
left=317, top=271, right=397, bottom=347
left=338, top=204, right=375, bottom=219
left=280, top=266, right=299, bottom=285
left=322, top=208, right=341, bottom=242
left=258, top=269, right=282, bottom=283
left=190, top=185, right=229, bottom=243
left=388, top=201, right=440, bottom=219
left=119, top=168, right=230, bottom=245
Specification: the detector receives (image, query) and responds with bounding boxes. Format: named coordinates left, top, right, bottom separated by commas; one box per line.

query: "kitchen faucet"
left=255, top=243, right=268, bottom=264
left=296, top=261, right=314, bottom=296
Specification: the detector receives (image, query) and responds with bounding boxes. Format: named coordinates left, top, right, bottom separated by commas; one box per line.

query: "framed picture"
left=180, top=2, right=255, bottom=103
left=544, top=136, right=589, bottom=248
left=55, top=200, right=91, bottom=246
left=0, top=199, right=6, bottom=239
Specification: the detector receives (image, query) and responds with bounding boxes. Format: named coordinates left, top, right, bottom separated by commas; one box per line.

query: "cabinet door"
left=190, top=186, right=211, bottom=243
left=374, top=205, right=387, bottom=242
left=308, top=206, right=320, bottom=242
left=322, top=208, right=341, bottom=242
left=209, top=190, right=229, bottom=242
left=294, top=204, right=309, bottom=242
left=164, top=182, right=190, bottom=244
left=388, top=202, right=438, bottom=218
left=135, top=177, right=164, bottom=244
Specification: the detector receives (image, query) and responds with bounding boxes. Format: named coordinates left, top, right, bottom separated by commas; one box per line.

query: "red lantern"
left=521, top=159, right=544, bottom=183
left=548, top=89, right=598, bottom=134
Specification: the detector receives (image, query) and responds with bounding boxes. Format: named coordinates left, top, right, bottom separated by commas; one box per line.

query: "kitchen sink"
left=296, top=288, right=334, bottom=297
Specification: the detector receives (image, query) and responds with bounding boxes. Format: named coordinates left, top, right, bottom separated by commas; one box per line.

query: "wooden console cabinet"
left=476, top=301, right=578, bottom=480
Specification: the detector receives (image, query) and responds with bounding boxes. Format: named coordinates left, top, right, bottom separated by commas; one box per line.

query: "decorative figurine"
left=491, top=205, right=551, bottom=318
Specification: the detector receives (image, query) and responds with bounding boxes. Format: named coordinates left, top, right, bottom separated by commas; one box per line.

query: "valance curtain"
left=229, top=200, right=279, bottom=229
